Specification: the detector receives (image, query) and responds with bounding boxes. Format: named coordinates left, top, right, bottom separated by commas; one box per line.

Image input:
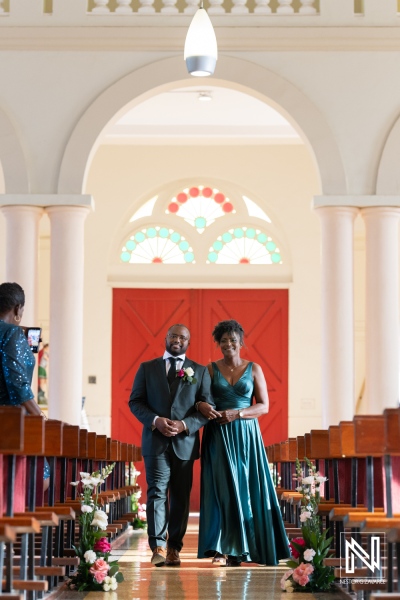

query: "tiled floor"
left=54, top=517, right=340, bottom=599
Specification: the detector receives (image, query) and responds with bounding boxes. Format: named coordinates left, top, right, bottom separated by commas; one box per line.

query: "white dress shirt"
left=152, top=352, right=187, bottom=431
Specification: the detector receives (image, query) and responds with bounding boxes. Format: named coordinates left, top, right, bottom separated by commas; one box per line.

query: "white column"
left=316, top=206, right=358, bottom=427
left=0, top=205, right=43, bottom=325
left=47, top=205, right=90, bottom=425
left=362, top=207, right=400, bottom=413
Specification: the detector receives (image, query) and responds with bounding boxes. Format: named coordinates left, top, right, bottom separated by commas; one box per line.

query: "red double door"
left=112, top=288, right=288, bottom=510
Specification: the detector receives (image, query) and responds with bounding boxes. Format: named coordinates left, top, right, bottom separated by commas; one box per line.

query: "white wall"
left=1, top=29, right=399, bottom=436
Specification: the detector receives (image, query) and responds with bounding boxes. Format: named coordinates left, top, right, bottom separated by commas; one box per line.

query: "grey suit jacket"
left=128, top=357, right=214, bottom=460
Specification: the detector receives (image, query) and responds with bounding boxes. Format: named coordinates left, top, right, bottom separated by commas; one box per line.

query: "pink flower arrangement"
left=89, top=558, right=110, bottom=583
left=292, top=563, right=314, bottom=586
left=93, top=538, right=111, bottom=554
left=289, top=537, right=306, bottom=559
left=66, top=464, right=124, bottom=592
left=281, top=458, right=335, bottom=593
left=137, top=504, right=147, bottom=522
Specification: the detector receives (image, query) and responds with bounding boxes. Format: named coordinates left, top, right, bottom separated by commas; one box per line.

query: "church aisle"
left=55, top=517, right=337, bottom=599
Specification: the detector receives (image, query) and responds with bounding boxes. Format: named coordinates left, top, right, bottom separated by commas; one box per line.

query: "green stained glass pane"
left=257, top=233, right=267, bottom=244
left=271, top=253, right=281, bottom=263
left=222, top=232, right=232, bottom=243
left=246, top=228, right=256, bottom=239
left=208, top=252, right=218, bottom=263
left=266, top=241, right=276, bottom=251
left=170, top=232, right=181, bottom=243
left=213, top=240, right=223, bottom=251
left=159, top=228, right=169, bottom=238
left=135, top=231, right=145, bottom=243
left=126, top=240, right=136, bottom=251
left=234, top=228, right=244, bottom=238
left=184, top=252, right=194, bottom=263
left=179, top=240, right=189, bottom=251
left=195, top=216, right=207, bottom=229
left=121, top=252, right=131, bottom=262
left=147, top=227, right=157, bottom=238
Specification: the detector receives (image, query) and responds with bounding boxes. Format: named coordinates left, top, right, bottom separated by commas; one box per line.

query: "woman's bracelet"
left=195, top=401, right=203, bottom=411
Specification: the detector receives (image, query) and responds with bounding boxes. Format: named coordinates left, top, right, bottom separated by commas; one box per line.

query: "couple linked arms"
left=129, top=362, right=216, bottom=437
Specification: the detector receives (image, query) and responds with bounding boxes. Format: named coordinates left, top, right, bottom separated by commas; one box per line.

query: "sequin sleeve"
left=1, top=326, right=35, bottom=405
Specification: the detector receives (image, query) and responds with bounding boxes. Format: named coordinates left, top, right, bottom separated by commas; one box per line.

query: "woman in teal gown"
left=197, top=320, right=290, bottom=566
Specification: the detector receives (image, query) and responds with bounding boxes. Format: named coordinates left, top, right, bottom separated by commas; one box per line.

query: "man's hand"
left=171, top=420, right=186, bottom=434
left=155, top=417, right=180, bottom=437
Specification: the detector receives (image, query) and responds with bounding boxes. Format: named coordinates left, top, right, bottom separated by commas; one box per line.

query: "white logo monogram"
left=345, top=536, right=381, bottom=574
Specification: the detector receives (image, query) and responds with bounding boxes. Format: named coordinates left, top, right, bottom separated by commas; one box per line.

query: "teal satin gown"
left=198, top=362, right=290, bottom=565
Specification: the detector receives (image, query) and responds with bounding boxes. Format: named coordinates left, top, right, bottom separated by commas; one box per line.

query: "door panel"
left=112, top=288, right=288, bottom=510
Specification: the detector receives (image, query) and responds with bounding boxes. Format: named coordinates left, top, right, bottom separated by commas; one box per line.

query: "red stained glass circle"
left=168, top=202, right=179, bottom=213
left=214, top=193, right=225, bottom=204
left=202, top=187, right=213, bottom=198
left=189, top=187, right=200, bottom=197
left=222, top=202, right=234, bottom=213
left=177, top=193, right=188, bottom=203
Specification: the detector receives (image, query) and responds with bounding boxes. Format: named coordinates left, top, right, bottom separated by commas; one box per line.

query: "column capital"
left=313, top=195, right=400, bottom=209
left=361, top=206, right=400, bottom=219
left=315, top=205, right=358, bottom=219
left=1, top=204, right=44, bottom=216
left=0, top=194, right=94, bottom=209
left=46, top=204, right=91, bottom=217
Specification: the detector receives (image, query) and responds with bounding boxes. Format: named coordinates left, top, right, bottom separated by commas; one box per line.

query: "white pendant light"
left=184, top=2, right=218, bottom=77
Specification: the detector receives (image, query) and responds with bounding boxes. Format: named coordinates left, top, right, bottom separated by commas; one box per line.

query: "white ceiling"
left=102, top=86, right=302, bottom=145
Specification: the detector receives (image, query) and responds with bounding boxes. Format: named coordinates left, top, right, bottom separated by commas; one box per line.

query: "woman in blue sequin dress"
left=0, top=282, right=50, bottom=480
left=197, top=320, right=290, bottom=567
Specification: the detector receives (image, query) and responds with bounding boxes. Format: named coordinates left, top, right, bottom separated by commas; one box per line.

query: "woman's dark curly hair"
left=0, top=282, right=25, bottom=314
left=212, top=320, right=245, bottom=345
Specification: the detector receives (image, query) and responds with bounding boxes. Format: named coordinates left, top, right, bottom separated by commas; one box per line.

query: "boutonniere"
left=177, top=367, right=197, bottom=384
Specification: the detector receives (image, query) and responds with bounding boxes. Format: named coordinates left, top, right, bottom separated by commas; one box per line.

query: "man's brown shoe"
left=165, top=547, right=181, bottom=566
left=151, top=546, right=166, bottom=567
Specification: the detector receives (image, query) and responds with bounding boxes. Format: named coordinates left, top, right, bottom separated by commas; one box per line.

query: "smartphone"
left=23, top=327, right=42, bottom=353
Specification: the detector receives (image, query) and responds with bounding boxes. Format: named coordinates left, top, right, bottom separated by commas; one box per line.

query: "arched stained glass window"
left=207, top=227, right=282, bottom=265
left=166, top=186, right=235, bottom=233
left=121, top=227, right=195, bottom=264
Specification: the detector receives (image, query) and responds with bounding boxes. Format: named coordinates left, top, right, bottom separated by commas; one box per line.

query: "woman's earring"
left=14, top=315, right=21, bottom=323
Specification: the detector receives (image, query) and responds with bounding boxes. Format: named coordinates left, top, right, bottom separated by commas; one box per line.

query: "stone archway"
left=376, top=111, right=400, bottom=194
left=0, top=108, right=29, bottom=193
left=58, top=55, right=346, bottom=196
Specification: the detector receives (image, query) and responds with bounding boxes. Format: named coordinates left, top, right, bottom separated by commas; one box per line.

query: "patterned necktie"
left=167, top=357, right=177, bottom=386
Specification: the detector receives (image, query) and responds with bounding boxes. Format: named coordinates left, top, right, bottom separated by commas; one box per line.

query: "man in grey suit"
left=128, top=323, right=219, bottom=567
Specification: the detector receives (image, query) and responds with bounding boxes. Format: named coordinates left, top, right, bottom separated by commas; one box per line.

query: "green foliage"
left=66, top=464, right=124, bottom=592
left=281, top=457, right=335, bottom=593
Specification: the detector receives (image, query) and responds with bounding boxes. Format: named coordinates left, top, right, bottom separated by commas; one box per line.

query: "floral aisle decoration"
left=281, top=457, right=335, bottom=593
left=129, top=464, right=147, bottom=529
left=67, top=463, right=124, bottom=592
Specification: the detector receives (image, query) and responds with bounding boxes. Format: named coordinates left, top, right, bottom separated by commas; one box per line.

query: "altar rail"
left=0, top=0, right=399, bottom=23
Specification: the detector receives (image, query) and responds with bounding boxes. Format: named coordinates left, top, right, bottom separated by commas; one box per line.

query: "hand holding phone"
left=22, top=327, right=42, bottom=353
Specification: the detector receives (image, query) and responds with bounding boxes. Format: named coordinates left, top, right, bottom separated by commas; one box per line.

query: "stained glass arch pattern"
left=207, top=227, right=282, bottom=265
left=166, top=186, right=235, bottom=233
left=121, top=227, right=195, bottom=264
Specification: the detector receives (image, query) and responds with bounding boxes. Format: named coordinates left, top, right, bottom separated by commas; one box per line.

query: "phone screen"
left=24, top=327, right=42, bottom=353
